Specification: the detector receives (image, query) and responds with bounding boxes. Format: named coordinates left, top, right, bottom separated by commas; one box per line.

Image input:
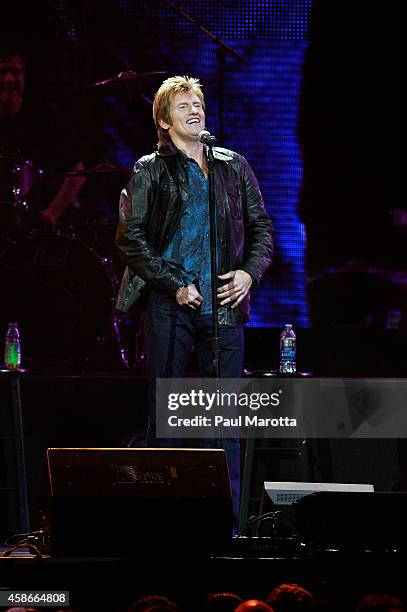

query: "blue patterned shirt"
left=162, top=159, right=214, bottom=314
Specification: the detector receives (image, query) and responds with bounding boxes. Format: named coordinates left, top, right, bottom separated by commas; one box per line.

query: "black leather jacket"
left=115, top=141, right=273, bottom=326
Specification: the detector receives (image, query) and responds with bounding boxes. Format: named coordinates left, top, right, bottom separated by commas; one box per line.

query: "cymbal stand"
left=162, top=0, right=250, bottom=145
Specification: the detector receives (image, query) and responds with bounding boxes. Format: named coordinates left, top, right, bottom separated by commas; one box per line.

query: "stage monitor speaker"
left=295, top=491, right=407, bottom=551
left=47, top=448, right=233, bottom=558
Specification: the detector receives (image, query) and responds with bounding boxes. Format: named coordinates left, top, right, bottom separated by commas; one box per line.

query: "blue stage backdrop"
left=53, top=0, right=312, bottom=328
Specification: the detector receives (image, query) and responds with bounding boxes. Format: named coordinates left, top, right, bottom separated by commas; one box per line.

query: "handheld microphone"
left=198, top=130, right=217, bottom=146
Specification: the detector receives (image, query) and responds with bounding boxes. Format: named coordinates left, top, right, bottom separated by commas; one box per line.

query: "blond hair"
left=153, top=75, right=205, bottom=145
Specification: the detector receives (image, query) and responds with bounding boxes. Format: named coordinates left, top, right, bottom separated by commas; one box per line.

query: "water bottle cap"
left=284, top=323, right=293, bottom=329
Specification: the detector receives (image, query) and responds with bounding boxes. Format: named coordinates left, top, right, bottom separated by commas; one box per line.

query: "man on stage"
left=116, top=75, right=273, bottom=528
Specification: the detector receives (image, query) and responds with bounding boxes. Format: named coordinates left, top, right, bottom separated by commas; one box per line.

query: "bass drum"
left=0, top=232, right=118, bottom=368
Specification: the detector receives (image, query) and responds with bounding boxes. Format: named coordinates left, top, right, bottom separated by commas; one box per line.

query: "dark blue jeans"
left=144, top=290, right=243, bottom=531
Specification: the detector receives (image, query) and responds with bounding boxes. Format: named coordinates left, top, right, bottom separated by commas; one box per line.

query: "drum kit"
left=0, top=70, right=164, bottom=371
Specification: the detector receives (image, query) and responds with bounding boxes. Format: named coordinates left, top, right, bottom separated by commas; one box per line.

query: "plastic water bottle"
left=4, top=322, right=21, bottom=369
left=279, top=323, right=296, bottom=374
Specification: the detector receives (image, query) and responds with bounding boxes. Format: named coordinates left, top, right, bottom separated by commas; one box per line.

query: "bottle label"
left=280, top=347, right=296, bottom=374
left=281, top=347, right=296, bottom=361
left=5, top=342, right=21, bottom=369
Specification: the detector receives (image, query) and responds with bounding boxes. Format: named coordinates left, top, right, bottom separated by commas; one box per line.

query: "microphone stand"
left=206, top=141, right=220, bottom=381
left=206, top=139, right=223, bottom=451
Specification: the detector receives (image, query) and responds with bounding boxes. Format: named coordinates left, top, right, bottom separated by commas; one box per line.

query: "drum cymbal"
left=85, top=70, right=167, bottom=89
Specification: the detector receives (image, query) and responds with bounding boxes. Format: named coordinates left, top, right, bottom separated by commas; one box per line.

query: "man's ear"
left=158, top=117, right=171, bottom=130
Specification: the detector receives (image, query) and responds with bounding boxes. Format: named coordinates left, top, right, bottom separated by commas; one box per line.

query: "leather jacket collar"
left=157, top=138, right=234, bottom=163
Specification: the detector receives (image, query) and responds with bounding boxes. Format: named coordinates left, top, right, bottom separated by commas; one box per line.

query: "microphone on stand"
left=198, top=130, right=217, bottom=146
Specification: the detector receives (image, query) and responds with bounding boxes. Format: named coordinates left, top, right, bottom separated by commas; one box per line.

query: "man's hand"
left=217, top=270, right=252, bottom=309
left=175, top=284, right=203, bottom=309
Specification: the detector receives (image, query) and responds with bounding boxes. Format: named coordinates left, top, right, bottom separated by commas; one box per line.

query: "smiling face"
left=158, top=91, right=205, bottom=148
left=0, top=55, right=25, bottom=117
